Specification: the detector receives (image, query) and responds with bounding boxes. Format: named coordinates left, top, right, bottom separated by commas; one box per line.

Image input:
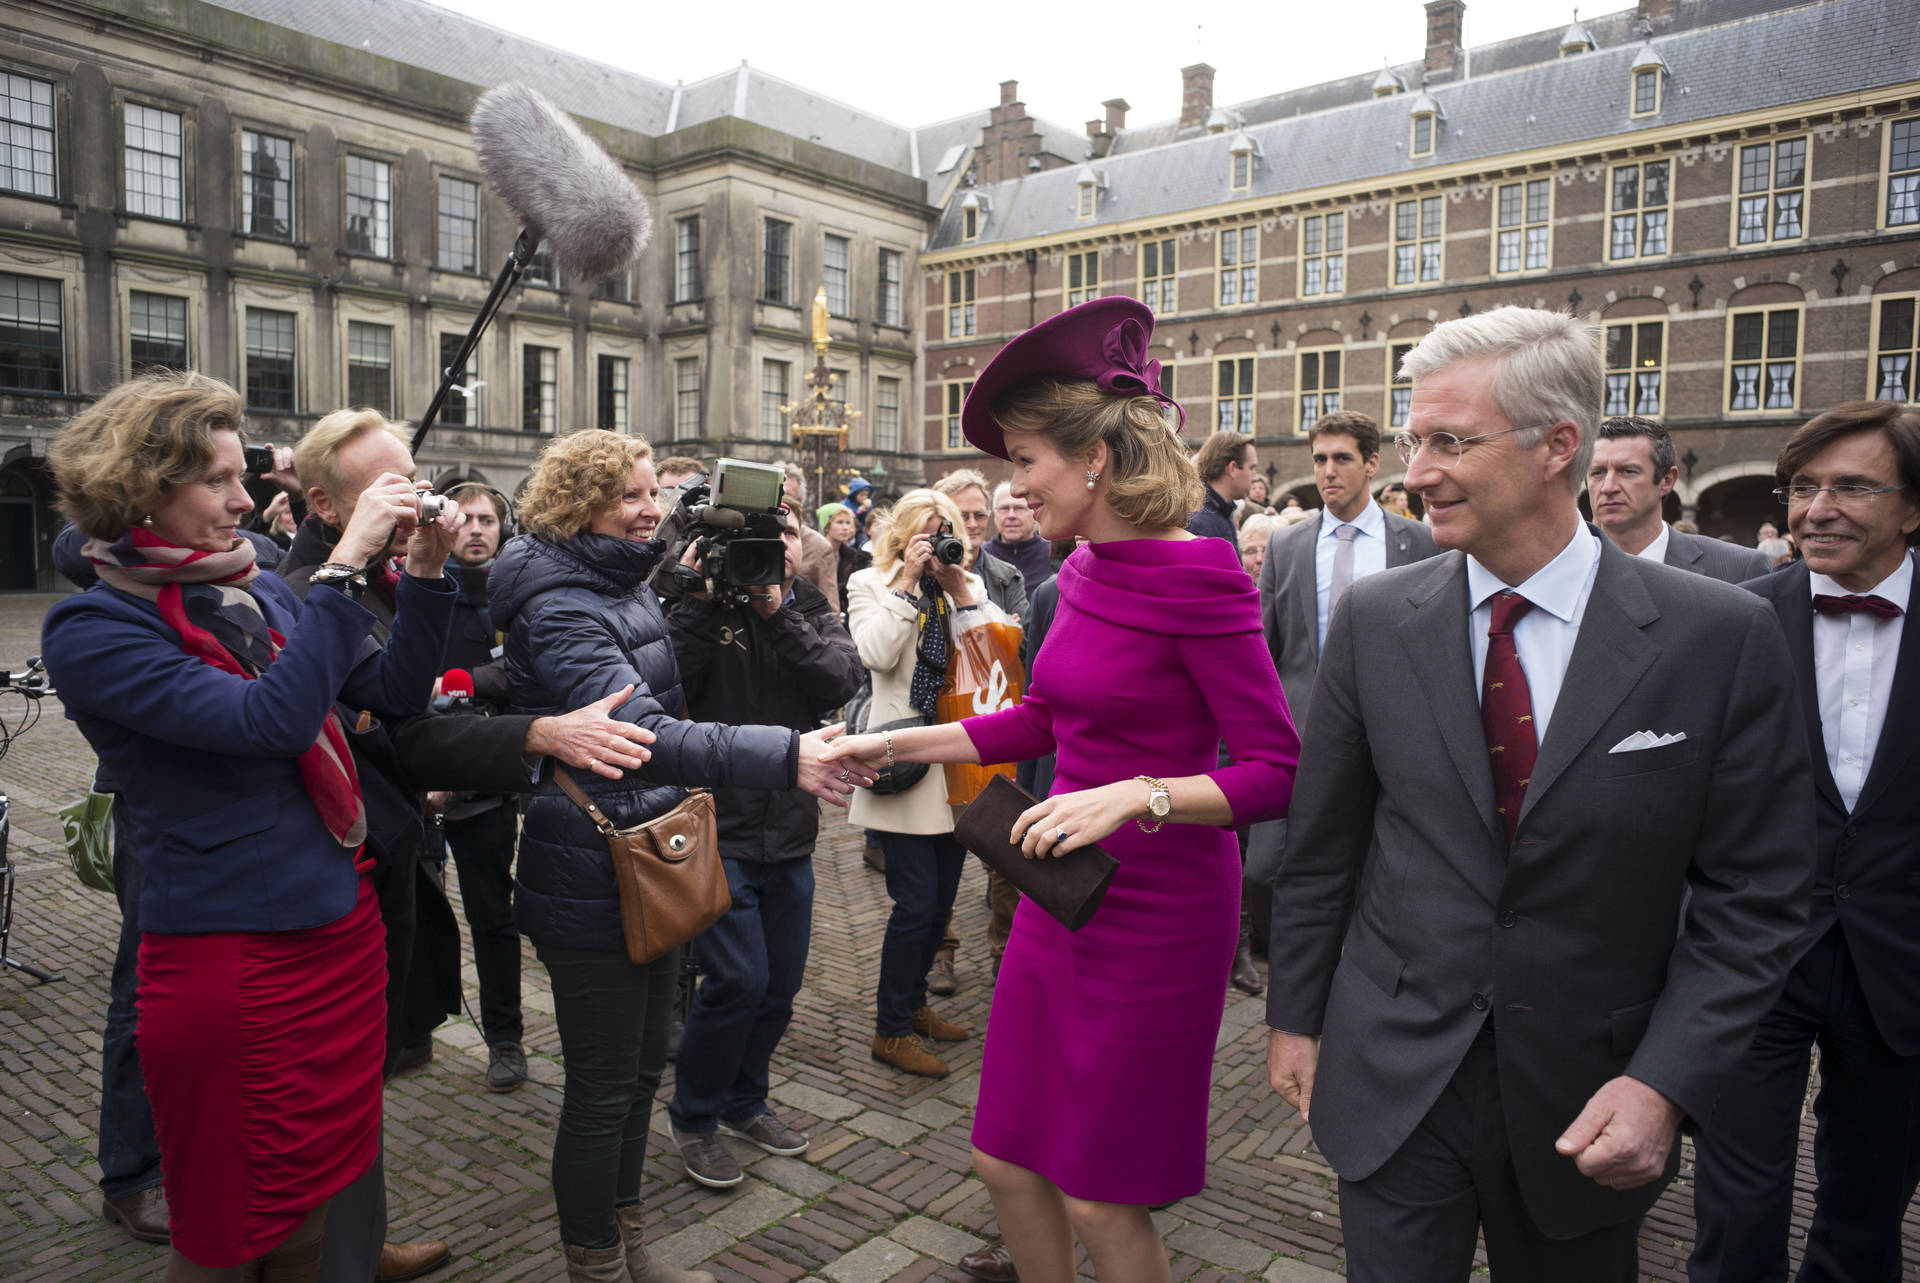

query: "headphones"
left=430, top=472, right=519, bottom=540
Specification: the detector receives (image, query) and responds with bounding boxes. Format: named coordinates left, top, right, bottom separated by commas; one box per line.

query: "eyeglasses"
left=1393, top=422, right=1557, bottom=469
left=1772, top=483, right=1910, bottom=508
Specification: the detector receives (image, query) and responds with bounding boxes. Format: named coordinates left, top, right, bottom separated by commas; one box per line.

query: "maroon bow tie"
left=1813, top=593, right=1904, bottom=620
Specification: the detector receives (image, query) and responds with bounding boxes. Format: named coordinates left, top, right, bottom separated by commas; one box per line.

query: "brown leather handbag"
left=554, top=770, right=730, bottom=965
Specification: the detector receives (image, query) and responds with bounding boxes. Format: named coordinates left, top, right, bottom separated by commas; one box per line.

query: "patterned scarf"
left=907, top=574, right=951, bottom=718
left=84, top=529, right=368, bottom=849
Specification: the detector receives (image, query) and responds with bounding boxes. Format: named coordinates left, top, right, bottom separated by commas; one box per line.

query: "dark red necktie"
left=1812, top=593, right=1903, bottom=620
left=1482, top=591, right=1537, bottom=845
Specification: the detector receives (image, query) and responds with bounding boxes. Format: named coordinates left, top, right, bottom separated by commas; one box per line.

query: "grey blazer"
left=1664, top=526, right=1771, bottom=584
left=1267, top=540, right=1814, bottom=1239
left=1260, top=507, right=1436, bottom=733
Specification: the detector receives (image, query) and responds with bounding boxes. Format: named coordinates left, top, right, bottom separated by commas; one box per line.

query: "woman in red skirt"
left=41, top=372, right=456, bottom=1279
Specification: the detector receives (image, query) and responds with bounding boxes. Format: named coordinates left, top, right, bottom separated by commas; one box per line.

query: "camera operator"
left=277, top=411, right=658, bottom=1283
left=662, top=505, right=864, bottom=1188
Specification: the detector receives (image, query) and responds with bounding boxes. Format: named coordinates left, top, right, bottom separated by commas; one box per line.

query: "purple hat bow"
left=1095, top=316, right=1186, bottom=430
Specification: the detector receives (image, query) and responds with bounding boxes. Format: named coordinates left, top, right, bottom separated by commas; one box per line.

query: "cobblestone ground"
left=2, top=591, right=1915, bottom=1282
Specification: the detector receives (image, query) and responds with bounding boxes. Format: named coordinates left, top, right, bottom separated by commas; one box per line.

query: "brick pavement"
left=1, top=590, right=1914, bottom=1281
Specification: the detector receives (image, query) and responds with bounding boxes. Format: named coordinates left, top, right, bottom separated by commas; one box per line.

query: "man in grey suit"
left=1266, top=306, right=1814, bottom=1282
left=1260, top=409, right=1437, bottom=733
left=1589, top=415, right=1769, bottom=583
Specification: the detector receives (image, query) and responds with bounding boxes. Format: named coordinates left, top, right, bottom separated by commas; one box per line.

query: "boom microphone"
left=470, top=82, right=652, bottom=282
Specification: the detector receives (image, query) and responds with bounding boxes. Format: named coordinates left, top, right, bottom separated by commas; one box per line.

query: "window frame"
left=877, top=247, right=904, bottom=328
left=1386, top=341, right=1416, bottom=430
left=0, top=71, right=57, bottom=201
left=1723, top=304, right=1804, bottom=416
left=1296, top=346, right=1344, bottom=435
left=1230, top=149, right=1252, bottom=192
left=1391, top=195, right=1444, bottom=288
left=1607, top=158, right=1672, bottom=262
left=673, top=214, right=702, bottom=304
left=521, top=343, right=559, bottom=433
left=1603, top=317, right=1668, bottom=418
left=596, top=353, right=629, bottom=432
left=1216, top=225, right=1259, bottom=309
left=127, top=289, right=189, bottom=376
left=946, top=268, right=975, bottom=339
left=1140, top=236, right=1177, bottom=314
left=345, top=318, right=396, bottom=416
left=1492, top=178, right=1553, bottom=276
left=0, top=270, right=67, bottom=394
left=1214, top=355, right=1256, bottom=433
left=1631, top=67, right=1663, bottom=117
left=1867, top=292, right=1920, bottom=404
left=1299, top=210, right=1346, bottom=298
left=761, top=358, right=792, bottom=441
left=122, top=99, right=185, bottom=223
left=1065, top=249, right=1100, bottom=308
left=1730, top=135, right=1809, bottom=249
left=436, top=330, right=479, bottom=428
left=875, top=375, right=902, bottom=452
left=823, top=232, right=852, bottom=317
left=761, top=217, right=793, bottom=306
left=342, top=152, right=394, bottom=260
left=1880, top=114, right=1919, bottom=231
left=434, top=173, right=480, bottom=274
left=523, top=242, right=561, bottom=291
left=1410, top=112, right=1436, bottom=159
left=242, top=305, right=297, bottom=414
left=673, top=357, right=702, bottom=437
left=943, top=379, right=975, bottom=451
left=1077, top=182, right=1096, bottom=220
left=963, top=203, right=980, bottom=242
left=239, top=128, right=295, bottom=242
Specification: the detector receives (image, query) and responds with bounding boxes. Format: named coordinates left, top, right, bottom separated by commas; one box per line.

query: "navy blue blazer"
left=42, top=571, right=454, bottom=934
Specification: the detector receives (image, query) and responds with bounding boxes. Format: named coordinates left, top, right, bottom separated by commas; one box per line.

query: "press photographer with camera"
left=845, top=488, right=1014, bottom=1079
left=39, top=371, right=458, bottom=1280
left=661, top=503, right=863, bottom=1188
left=487, top=431, right=869, bottom=1282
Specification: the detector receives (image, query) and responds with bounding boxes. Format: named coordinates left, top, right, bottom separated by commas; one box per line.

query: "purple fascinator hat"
left=960, top=296, right=1186, bottom=461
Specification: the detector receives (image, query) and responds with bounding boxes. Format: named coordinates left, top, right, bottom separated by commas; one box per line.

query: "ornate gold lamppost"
left=785, top=287, right=860, bottom=511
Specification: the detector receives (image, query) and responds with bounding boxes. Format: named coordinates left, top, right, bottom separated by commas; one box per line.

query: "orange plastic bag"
left=937, top=618, right=1026, bottom=805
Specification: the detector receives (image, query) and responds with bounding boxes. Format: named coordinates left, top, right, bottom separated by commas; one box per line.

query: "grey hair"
left=1399, top=306, right=1603, bottom=493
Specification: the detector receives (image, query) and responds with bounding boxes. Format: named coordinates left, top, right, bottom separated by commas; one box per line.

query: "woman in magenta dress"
left=825, top=297, right=1298, bottom=1281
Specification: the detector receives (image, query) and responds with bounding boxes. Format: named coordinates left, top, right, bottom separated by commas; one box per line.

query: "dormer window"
left=1372, top=66, right=1406, bottom=98
left=1409, top=94, right=1442, bottom=159
left=1205, top=107, right=1231, bottom=134
left=1078, top=182, right=1094, bottom=218
left=1629, top=43, right=1669, bottom=117
left=961, top=190, right=989, bottom=240
left=1559, top=16, right=1595, bottom=56
left=1075, top=165, right=1105, bottom=220
left=1228, top=131, right=1258, bottom=191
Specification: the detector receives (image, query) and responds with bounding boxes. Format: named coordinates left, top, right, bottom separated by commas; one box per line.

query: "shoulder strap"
left=553, top=768, right=617, bottom=836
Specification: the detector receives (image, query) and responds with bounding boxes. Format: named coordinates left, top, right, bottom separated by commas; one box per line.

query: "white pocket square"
left=1608, top=730, right=1688, bottom=753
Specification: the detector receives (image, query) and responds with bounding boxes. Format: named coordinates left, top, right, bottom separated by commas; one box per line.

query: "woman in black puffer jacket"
left=489, top=431, right=863, bottom=1283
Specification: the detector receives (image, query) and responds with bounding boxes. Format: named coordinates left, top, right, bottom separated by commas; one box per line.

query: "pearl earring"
left=141, top=514, right=155, bottom=528
left=1085, top=470, right=1099, bottom=490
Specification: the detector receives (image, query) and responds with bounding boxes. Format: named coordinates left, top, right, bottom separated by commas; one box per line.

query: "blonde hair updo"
left=990, top=379, right=1203, bottom=531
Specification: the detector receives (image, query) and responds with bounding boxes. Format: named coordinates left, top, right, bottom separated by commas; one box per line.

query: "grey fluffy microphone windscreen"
left=469, top=82, right=652, bottom=282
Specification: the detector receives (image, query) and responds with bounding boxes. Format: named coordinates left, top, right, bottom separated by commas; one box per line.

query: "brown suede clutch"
left=954, top=774, right=1120, bottom=932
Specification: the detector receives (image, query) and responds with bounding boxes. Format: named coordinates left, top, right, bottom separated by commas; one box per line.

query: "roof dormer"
left=1075, top=164, right=1106, bottom=219
left=1409, top=92, right=1443, bottom=159
left=1372, top=65, right=1407, bottom=98
left=1205, top=106, right=1231, bottom=134
left=1227, top=129, right=1260, bottom=191
left=960, top=189, right=989, bottom=241
left=1560, top=16, right=1595, bottom=56
left=1630, top=42, right=1669, bottom=117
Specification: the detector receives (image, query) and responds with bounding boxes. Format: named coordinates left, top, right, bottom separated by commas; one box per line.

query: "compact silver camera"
left=417, top=492, right=447, bottom=521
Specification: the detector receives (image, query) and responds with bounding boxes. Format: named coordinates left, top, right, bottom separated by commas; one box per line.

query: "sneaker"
left=911, top=1005, right=971, bottom=1041
left=719, top=1110, right=809, bottom=1157
left=672, top=1128, right=745, bottom=1189
left=486, top=1042, right=528, bottom=1093
left=926, top=952, right=958, bottom=996
left=871, top=1031, right=950, bottom=1077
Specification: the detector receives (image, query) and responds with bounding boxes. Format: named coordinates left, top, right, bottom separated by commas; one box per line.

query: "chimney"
left=1424, top=0, right=1465, bottom=76
left=1103, top=97, right=1130, bottom=133
left=980, top=79, right=1045, bottom=183
left=1180, top=63, right=1215, bottom=130
left=1636, top=0, right=1675, bottom=25
left=999, top=79, right=1019, bottom=107
left=1086, top=118, right=1111, bottom=158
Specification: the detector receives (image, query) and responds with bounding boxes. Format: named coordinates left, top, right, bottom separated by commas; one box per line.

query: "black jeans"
left=445, top=805, right=523, bottom=1045
left=98, top=802, right=162, bottom=1201
left=874, top=831, right=965, bottom=1036
left=537, top=943, right=678, bottom=1249
left=669, top=857, right=814, bottom=1134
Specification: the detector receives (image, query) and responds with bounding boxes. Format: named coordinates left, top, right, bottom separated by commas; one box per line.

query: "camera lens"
left=418, top=493, right=446, bottom=521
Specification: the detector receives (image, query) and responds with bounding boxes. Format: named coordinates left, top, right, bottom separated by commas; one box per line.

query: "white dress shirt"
left=1810, top=555, right=1911, bottom=812
left=1466, top=524, right=1602, bottom=740
left=1316, top=499, right=1389, bottom=649
left=1631, top=522, right=1672, bottom=563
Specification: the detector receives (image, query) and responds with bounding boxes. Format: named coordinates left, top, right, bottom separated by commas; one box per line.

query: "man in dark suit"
left=1690, top=400, right=1920, bottom=1283
left=1589, top=415, right=1769, bottom=583
left=1188, top=430, right=1257, bottom=541
left=1266, top=306, right=1814, bottom=1282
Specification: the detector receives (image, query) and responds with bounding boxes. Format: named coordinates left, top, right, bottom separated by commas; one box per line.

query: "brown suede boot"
left=911, top=1006, right=972, bottom=1041
left=561, top=1241, right=631, bottom=1283
left=871, top=1031, right=950, bottom=1076
left=616, top=1205, right=716, bottom=1283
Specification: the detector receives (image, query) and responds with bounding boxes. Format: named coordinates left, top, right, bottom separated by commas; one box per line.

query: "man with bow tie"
left=1265, top=306, right=1814, bottom=1282
left=1691, top=401, right=1920, bottom=1283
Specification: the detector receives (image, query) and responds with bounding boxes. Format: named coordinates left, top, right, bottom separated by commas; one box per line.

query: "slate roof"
left=195, top=0, right=1083, bottom=181
left=929, top=0, right=1920, bottom=251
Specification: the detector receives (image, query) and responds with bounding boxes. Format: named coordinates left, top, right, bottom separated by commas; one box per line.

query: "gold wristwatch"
left=1135, top=775, right=1172, bottom=834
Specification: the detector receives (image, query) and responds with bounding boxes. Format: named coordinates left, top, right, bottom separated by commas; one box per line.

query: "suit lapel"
left=1663, top=528, right=1703, bottom=570
left=1298, top=511, right=1324, bottom=662
left=1851, top=549, right=1920, bottom=815
left=1769, top=563, right=1846, bottom=813
left=1516, top=546, right=1658, bottom=827
left=1397, top=554, right=1502, bottom=845
left=1384, top=512, right=1418, bottom=568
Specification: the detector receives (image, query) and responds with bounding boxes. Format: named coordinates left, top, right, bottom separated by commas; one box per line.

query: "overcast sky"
left=441, top=0, right=1575, bottom=131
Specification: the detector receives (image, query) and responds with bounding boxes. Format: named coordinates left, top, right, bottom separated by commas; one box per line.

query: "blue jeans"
left=669, top=857, right=814, bottom=1135
left=537, top=943, right=677, bottom=1249
left=875, top=831, right=966, bottom=1036
left=98, top=802, right=162, bottom=1200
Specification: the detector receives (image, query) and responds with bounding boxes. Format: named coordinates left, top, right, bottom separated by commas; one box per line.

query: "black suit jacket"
left=1744, top=552, right=1920, bottom=1054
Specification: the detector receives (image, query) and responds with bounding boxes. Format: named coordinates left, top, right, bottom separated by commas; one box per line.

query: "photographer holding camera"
left=846, top=488, right=1014, bottom=1078
left=662, top=504, right=863, bottom=1187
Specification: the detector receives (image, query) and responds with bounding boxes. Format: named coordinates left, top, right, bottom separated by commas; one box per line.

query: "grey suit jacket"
left=1267, top=540, right=1813, bottom=1238
left=1663, top=526, right=1771, bottom=584
left=1260, top=508, right=1437, bottom=734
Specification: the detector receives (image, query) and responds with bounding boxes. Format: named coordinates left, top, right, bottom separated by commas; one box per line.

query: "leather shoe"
left=926, top=951, right=958, bottom=996
left=871, top=1032, right=949, bottom=1077
left=102, top=1186, right=169, bottom=1244
left=911, top=1005, right=971, bottom=1041
left=959, top=1237, right=1018, bottom=1282
left=378, top=1239, right=451, bottom=1280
